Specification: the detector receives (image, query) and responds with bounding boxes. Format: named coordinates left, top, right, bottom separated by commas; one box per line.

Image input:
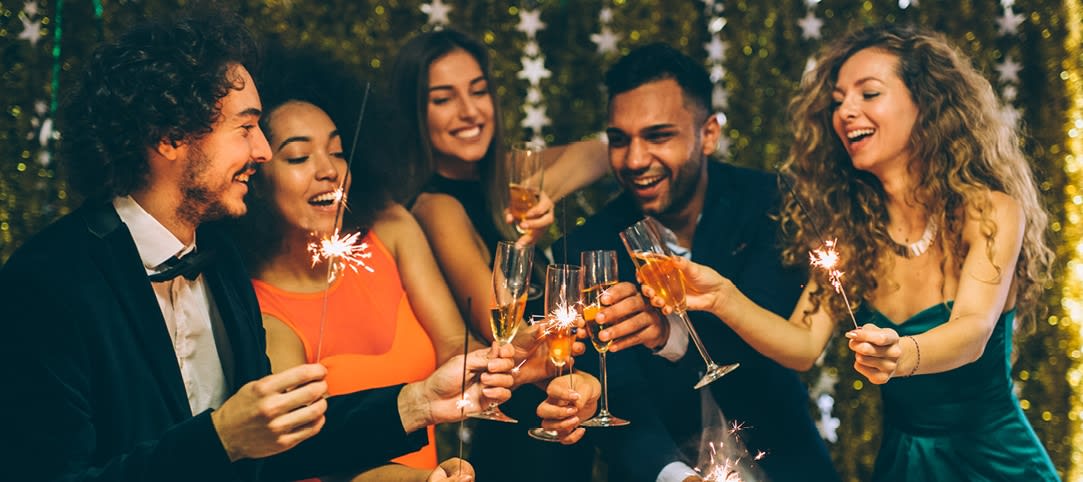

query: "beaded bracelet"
left=905, top=335, right=921, bottom=377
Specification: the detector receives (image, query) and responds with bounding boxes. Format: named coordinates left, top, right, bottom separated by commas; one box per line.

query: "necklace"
left=892, top=219, right=938, bottom=258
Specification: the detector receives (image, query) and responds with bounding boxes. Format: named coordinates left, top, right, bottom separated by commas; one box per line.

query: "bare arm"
left=374, top=203, right=479, bottom=364
left=262, top=314, right=308, bottom=373
left=539, top=138, right=609, bottom=202
left=849, top=192, right=1024, bottom=382
left=645, top=256, right=836, bottom=371
left=411, top=193, right=495, bottom=342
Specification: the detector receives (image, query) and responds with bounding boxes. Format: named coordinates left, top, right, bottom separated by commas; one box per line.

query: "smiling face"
left=261, top=101, right=348, bottom=235
left=176, top=64, right=269, bottom=224
left=831, top=48, right=919, bottom=176
left=426, top=48, right=495, bottom=176
left=606, top=78, right=718, bottom=218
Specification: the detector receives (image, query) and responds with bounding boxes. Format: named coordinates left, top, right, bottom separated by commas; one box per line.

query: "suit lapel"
left=83, top=203, right=190, bottom=420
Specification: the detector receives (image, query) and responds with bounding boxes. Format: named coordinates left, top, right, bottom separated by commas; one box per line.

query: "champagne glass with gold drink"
left=620, top=218, right=738, bottom=389
left=507, top=141, right=544, bottom=227
left=470, top=240, right=533, bottom=423
left=579, top=250, right=629, bottom=427
left=528, top=264, right=581, bottom=442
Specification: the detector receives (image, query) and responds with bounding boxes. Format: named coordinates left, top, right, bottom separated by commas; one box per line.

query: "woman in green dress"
left=641, top=24, right=1059, bottom=481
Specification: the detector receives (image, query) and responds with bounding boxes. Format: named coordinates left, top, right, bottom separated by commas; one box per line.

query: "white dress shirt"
left=113, top=196, right=228, bottom=415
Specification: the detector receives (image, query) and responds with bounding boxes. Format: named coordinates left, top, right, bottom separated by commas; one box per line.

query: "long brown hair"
left=779, top=24, right=1053, bottom=326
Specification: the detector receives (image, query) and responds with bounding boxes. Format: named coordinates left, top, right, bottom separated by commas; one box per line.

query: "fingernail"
left=845, top=331, right=857, bottom=338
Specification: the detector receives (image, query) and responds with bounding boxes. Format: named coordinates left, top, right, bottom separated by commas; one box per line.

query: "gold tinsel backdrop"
left=1, top=0, right=1081, bottom=480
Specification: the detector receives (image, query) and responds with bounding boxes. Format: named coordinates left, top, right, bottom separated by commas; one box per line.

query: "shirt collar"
left=655, top=213, right=702, bottom=260
left=112, top=196, right=196, bottom=271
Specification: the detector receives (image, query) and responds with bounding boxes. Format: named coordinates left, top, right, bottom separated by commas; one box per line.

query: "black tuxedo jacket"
left=0, top=202, right=424, bottom=481
left=557, top=161, right=839, bottom=482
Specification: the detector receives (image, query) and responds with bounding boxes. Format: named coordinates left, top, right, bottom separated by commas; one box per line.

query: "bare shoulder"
left=372, top=202, right=428, bottom=252
left=962, top=190, right=1023, bottom=243
left=410, top=192, right=473, bottom=231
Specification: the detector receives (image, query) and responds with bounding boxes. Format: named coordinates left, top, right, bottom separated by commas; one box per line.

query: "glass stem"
left=598, top=351, right=611, bottom=416
left=678, top=310, right=719, bottom=370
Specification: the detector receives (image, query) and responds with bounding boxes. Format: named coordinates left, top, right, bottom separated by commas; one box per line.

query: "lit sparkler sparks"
left=307, top=225, right=375, bottom=283
left=543, top=300, right=579, bottom=336
left=808, top=239, right=859, bottom=329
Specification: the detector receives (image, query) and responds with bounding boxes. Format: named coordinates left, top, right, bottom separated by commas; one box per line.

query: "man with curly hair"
left=0, top=12, right=511, bottom=482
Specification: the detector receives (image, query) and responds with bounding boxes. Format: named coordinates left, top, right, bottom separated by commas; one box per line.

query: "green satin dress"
left=864, top=302, right=1059, bottom=481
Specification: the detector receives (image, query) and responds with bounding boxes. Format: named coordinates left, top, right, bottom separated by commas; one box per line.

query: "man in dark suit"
left=0, top=13, right=512, bottom=482
left=554, top=43, right=839, bottom=482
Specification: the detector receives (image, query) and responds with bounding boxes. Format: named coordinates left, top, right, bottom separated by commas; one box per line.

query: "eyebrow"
left=233, top=107, right=262, bottom=119
left=833, top=76, right=883, bottom=92
left=276, top=130, right=342, bottom=151
left=428, top=75, right=487, bottom=93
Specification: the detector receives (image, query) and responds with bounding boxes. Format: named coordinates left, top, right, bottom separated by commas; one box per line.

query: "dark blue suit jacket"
left=0, top=202, right=426, bottom=481
left=557, top=161, right=839, bottom=482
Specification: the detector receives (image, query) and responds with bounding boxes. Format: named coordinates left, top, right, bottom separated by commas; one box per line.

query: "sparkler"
left=809, top=239, right=859, bottom=329
left=312, top=83, right=372, bottom=361
left=777, top=170, right=860, bottom=330
left=695, top=420, right=764, bottom=482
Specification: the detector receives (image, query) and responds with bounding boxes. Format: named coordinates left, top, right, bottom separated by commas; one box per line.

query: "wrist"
left=397, top=382, right=433, bottom=433
left=648, top=308, right=671, bottom=350
left=210, top=409, right=242, bottom=462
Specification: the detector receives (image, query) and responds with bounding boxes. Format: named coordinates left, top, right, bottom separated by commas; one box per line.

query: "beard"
left=176, top=144, right=247, bottom=226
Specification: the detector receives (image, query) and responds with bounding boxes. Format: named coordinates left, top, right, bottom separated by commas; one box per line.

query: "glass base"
left=468, top=406, right=518, bottom=424
left=694, top=362, right=739, bottom=390
left=580, top=411, right=630, bottom=428
left=527, top=427, right=562, bottom=442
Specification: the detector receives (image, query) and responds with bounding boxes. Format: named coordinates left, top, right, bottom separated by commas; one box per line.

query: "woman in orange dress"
left=237, top=54, right=475, bottom=481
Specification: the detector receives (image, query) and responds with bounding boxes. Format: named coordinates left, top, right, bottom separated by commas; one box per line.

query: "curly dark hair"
left=62, top=11, right=258, bottom=200
left=604, top=42, right=712, bottom=122
left=388, top=28, right=512, bottom=240
left=780, top=24, right=1053, bottom=326
left=233, top=42, right=391, bottom=273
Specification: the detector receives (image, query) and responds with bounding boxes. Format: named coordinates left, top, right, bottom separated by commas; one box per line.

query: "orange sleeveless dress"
left=253, top=231, right=438, bottom=471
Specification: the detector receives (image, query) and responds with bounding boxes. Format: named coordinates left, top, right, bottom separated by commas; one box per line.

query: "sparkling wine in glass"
left=620, top=218, right=738, bottom=389
left=579, top=250, right=630, bottom=428
left=507, top=141, right=544, bottom=224
left=528, top=264, right=581, bottom=442
left=470, top=241, right=533, bottom=423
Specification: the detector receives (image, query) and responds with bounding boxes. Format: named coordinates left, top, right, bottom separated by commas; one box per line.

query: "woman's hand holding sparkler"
left=398, top=342, right=516, bottom=432
left=509, top=315, right=587, bottom=386
left=504, top=191, right=555, bottom=246
left=534, top=371, right=601, bottom=445
left=846, top=325, right=906, bottom=385
left=426, top=457, right=475, bottom=482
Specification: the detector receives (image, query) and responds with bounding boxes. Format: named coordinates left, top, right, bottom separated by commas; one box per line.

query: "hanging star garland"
left=798, top=10, right=825, bottom=40
left=18, top=13, right=43, bottom=46
left=516, top=4, right=550, bottom=143
left=996, top=7, right=1025, bottom=36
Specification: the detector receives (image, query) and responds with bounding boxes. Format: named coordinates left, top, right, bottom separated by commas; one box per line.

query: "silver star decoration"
left=23, top=1, right=39, bottom=17
left=708, top=16, right=727, bottom=34
left=599, top=7, right=613, bottom=23
left=1000, top=104, right=1022, bottom=127
left=591, top=27, right=621, bottom=55
left=816, top=394, right=841, bottom=443
left=804, top=56, right=819, bottom=74
left=516, top=9, right=546, bottom=38
left=34, top=100, right=48, bottom=116
left=1001, top=0, right=1015, bottom=8
left=18, top=14, right=42, bottom=46
left=517, top=56, right=551, bottom=85
left=712, top=84, right=729, bottom=109
left=420, top=0, right=452, bottom=26
left=995, top=57, right=1022, bottom=84
left=523, top=40, right=540, bottom=57
left=38, top=117, right=53, bottom=147
left=804, top=0, right=821, bottom=6
left=521, top=104, right=551, bottom=132
left=898, top=0, right=918, bottom=8
left=526, top=86, right=542, bottom=104
left=1001, top=85, right=1018, bottom=102
left=996, top=7, right=1025, bottom=36
left=709, top=64, right=725, bottom=83
left=704, top=36, right=727, bottom=61
left=798, top=11, right=824, bottom=40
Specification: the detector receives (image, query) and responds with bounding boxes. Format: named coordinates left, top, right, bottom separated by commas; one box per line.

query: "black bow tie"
left=148, top=249, right=214, bottom=282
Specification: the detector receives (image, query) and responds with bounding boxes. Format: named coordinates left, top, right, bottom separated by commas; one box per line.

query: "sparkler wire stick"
left=458, top=297, right=471, bottom=475
left=778, top=170, right=859, bottom=329
left=314, top=83, right=372, bottom=362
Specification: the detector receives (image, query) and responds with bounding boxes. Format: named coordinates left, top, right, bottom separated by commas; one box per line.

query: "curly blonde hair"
left=779, top=24, right=1053, bottom=327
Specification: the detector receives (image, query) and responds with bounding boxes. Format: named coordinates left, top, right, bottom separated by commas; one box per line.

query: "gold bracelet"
left=905, top=336, right=920, bottom=377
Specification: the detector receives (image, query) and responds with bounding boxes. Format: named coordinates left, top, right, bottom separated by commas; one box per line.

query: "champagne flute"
left=470, top=241, right=533, bottom=423
left=579, top=250, right=630, bottom=428
left=507, top=141, right=545, bottom=226
left=620, top=218, right=738, bottom=389
left=528, top=264, right=581, bottom=442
